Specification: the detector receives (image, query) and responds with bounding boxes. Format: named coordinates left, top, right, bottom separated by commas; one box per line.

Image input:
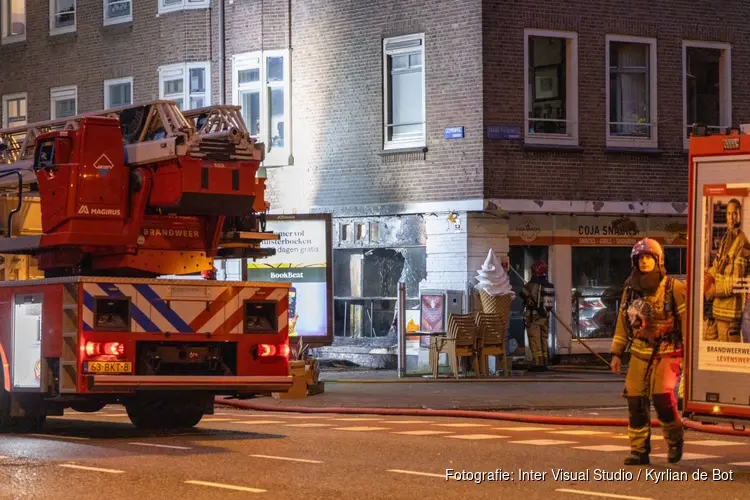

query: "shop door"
left=12, top=294, right=43, bottom=389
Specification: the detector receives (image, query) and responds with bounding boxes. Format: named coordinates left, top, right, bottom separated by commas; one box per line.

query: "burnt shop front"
left=507, top=214, right=688, bottom=357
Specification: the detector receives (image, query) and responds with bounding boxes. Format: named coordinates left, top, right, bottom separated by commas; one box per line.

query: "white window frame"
left=103, top=0, right=132, bottom=26
left=104, top=77, right=134, bottom=109
left=682, top=40, right=732, bottom=149
left=158, top=62, right=211, bottom=112
left=1, top=0, right=26, bottom=45
left=50, top=85, right=78, bottom=120
left=523, top=29, right=579, bottom=147
left=382, top=33, right=426, bottom=151
left=1, top=92, right=27, bottom=128
left=158, top=0, right=209, bottom=15
left=232, top=50, right=291, bottom=167
left=605, top=34, right=658, bottom=149
left=49, top=0, right=76, bottom=36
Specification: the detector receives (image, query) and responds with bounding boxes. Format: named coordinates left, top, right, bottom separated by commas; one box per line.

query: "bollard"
left=397, top=281, right=407, bottom=378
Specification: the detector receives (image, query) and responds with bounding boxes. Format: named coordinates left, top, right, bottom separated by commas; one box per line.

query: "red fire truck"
left=684, top=124, right=750, bottom=429
left=0, top=101, right=293, bottom=431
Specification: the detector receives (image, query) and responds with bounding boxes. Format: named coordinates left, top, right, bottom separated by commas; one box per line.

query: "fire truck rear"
left=684, top=124, right=750, bottom=429
left=0, top=101, right=293, bottom=431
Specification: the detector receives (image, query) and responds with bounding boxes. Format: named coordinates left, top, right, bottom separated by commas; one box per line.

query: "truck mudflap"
left=86, top=375, right=293, bottom=392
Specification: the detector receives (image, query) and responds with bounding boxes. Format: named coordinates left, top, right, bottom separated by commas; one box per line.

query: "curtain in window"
left=611, top=43, right=648, bottom=137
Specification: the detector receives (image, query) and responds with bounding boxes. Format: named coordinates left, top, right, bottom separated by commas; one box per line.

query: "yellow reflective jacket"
left=707, top=229, right=747, bottom=321
left=609, top=277, right=687, bottom=361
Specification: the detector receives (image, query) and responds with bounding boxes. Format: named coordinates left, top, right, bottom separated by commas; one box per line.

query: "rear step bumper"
left=86, top=375, right=293, bottom=392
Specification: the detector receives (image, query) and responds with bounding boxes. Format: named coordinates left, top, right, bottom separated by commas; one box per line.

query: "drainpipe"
left=218, top=0, right=225, bottom=105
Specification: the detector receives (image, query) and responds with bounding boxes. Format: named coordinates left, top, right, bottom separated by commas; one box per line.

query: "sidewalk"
left=246, top=369, right=627, bottom=412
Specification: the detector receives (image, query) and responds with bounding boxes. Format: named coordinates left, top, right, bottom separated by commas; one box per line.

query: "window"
left=103, top=0, right=131, bottom=25
left=50, top=85, right=77, bottom=120
left=606, top=35, right=658, bottom=148
left=382, top=34, right=425, bottom=150
left=1, top=0, right=25, bottom=44
left=683, top=41, right=731, bottom=148
left=158, top=62, right=210, bottom=112
left=524, top=29, right=579, bottom=146
left=232, top=50, right=291, bottom=166
left=158, top=0, right=208, bottom=15
left=50, top=0, right=75, bottom=35
left=104, top=77, right=133, bottom=109
left=2, top=92, right=27, bottom=128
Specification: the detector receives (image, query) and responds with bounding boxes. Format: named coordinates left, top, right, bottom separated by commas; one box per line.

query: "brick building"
left=1, top=0, right=746, bottom=364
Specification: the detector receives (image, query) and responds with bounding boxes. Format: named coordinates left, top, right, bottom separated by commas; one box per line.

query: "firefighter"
left=520, top=260, right=555, bottom=371
left=705, top=199, right=746, bottom=342
left=610, top=238, right=686, bottom=466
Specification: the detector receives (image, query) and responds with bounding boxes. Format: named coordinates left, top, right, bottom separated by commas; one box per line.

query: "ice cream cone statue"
left=475, top=249, right=515, bottom=322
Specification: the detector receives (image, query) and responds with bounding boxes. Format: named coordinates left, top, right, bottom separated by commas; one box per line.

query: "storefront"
left=508, top=213, right=688, bottom=356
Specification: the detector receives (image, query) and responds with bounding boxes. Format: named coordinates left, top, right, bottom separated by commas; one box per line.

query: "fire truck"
left=0, top=101, right=293, bottom=431
left=684, top=124, right=750, bottom=429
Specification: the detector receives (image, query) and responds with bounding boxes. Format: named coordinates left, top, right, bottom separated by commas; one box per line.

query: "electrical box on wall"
left=418, top=289, right=465, bottom=348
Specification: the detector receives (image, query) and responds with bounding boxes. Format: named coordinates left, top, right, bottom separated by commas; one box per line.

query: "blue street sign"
left=444, top=127, right=465, bottom=139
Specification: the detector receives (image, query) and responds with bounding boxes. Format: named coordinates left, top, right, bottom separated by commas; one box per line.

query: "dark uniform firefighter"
left=610, top=238, right=686, bottom=466
left=521, top=261, right=555, bottom=371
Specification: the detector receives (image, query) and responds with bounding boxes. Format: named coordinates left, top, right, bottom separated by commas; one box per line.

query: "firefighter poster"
left=697, top=184, right=750, bottom=373
left=246, top=214, right=333, bottom=346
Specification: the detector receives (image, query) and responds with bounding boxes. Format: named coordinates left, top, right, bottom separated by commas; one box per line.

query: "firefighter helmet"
left=630, top=238, right=664, bottom=269
left=532, top=260, right=547, bottom=277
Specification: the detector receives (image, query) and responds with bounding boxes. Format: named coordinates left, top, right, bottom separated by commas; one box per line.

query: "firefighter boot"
left=653, top=393, right=684, bottom=463
left=625, top=396, right=651, bottom=465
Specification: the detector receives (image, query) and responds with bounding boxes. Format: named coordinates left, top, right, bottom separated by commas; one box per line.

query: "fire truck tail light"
left=85, top=342, right=100, bottom=357
left=84, top=341, right=125, bottom=358
left=278, top=343, right=290, bottom=359
left=104, top=342, right=125, bottom=356
left=258, top=344, right=276, bottom=357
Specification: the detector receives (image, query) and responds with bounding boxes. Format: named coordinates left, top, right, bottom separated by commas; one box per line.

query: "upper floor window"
left=232, top=51, right=291, bottom=167
left=383, top=34, right=425, bottom=150
left=104, top=77, right=133, bottom=109
left=683, top=41, right=732, bottom=148
left=104, top=0, right=132, bottom=25
left=606, top=35, right=658, bottom=149
left=524, top=29, right=579, bottom=146
left=158, top=0, right=208, bottom=15
left=51, top=85, right=77, bottom=120
left=159, top=62, right=210, bottom=111
left=1, top=0, right=25, bottom=44
left=50, top=0, right=76, bottom=36
left=1, top=92, right=27, bottom=128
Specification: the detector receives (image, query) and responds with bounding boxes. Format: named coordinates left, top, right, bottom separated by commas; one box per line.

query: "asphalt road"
left=1, top=406, right=749, bottom=500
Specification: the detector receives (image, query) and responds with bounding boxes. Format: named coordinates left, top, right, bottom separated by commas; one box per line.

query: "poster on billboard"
left=696, top=184, right=750, bottom=373
left=246, top=214, right=333, bottom=346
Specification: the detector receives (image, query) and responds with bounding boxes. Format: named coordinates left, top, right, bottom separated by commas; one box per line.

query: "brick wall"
left=483, top=0, right=750, bottom=203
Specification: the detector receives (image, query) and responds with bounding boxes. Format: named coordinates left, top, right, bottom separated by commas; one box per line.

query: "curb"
left=214, top=398, right=750, bottom=437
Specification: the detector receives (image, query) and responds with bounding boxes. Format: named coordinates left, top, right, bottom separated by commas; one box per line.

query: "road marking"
left=689, top=439, right=744, bottom=447
left=611, top=435, right=663, bottom=441
left=386, top=420, right=434, bottom=424
left=129, top=442, right=191, bottom=450
left=573, top=445, right=632, bottom=452
left=200, top=418, right=237, bottom=422
left=393, top=430, right=454, bottom=436
left=332, top=426, right=390, bottom=431
left=509, top=439, right=578, bottom=446
left=250, top=454, right=323, bottom=464
left=331, top=417, right=384, bottom=421
left=185, top=480, right=265, bottom=493
left=387, top=469, right=446, bottom=479
left=729, top=462, right=750, bottom=466
left=432, top=423, right=490, bottom=428
left=549, top=430, right=613, bottom=436
left=285, top=423, right=334, bottom=428
left=496, top=426, right=555, bottom=431
left=651, top=452, right=718, bottom=460
left=235, top=420, right=286, bottom=425
left=58, top=464, right=125, bottom=474
left=282, top=415, right=330, bottom=419
left=28, top=434, right=90, bottom=441
left=555, top=488, right=653, bottom=500
left=447, top=434, right=508, bottom=440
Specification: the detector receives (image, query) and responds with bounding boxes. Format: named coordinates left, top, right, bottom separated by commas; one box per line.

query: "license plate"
left=84, top=361, right=132, bottom=374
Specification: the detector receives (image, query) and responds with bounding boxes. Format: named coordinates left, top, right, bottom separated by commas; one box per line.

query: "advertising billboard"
left=246, top=214, right=333, bottom=346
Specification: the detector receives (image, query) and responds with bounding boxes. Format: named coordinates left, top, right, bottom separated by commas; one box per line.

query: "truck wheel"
left=0, top=385, right=13, bottom=432
left=71, top=402, right=106, bottom=413
left=170, top=408, right=203, bottom=429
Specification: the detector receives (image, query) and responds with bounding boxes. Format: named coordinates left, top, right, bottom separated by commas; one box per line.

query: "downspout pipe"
left=218, top=0, right=225, bottom=105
